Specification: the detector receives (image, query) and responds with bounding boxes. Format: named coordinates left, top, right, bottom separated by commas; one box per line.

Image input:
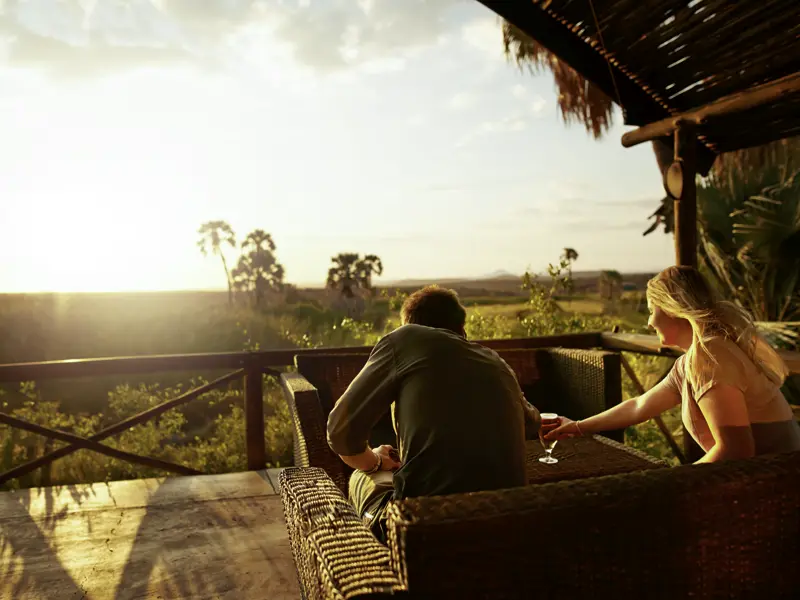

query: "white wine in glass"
left=539, top=413, right=559, bottom=464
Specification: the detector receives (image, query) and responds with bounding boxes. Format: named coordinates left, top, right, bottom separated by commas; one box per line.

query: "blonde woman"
left=545, top=266, right=800, bottom=462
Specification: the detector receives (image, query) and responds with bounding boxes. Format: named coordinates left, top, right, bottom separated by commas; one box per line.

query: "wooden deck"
left=0, top=470, right=301, bottom=599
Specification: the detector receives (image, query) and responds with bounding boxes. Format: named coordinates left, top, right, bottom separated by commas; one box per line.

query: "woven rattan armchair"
left=280, top=450, right=800, bottom=599
left=280, top=347, right=623, bottom=492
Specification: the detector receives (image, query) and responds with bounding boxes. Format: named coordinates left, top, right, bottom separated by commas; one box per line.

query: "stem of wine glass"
left=546, top=449, right=552, bottom=460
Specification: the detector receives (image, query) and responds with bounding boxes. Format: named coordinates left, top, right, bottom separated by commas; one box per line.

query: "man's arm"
left=327, top=335, right=401, bottom=471
left=521, top=395, right=542, bottom=440
left=498, top=356, right=541, bottom=439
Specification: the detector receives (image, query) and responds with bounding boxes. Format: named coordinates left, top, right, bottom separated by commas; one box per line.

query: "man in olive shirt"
left=327, top=286, right=541, bottom=542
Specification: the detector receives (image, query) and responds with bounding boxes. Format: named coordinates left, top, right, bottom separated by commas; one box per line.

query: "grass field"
left=0, top=284, right=682, bottom=490
left=466, top=294, right=649, bottom=330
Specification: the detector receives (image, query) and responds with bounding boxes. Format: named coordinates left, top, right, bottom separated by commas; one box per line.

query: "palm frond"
left=501, top=20, right=614, bottom=139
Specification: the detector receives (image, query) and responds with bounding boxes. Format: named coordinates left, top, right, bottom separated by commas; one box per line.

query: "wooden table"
left=525, top=435, right=667, bottom=485
left=0, top=470, right=300, bottom=599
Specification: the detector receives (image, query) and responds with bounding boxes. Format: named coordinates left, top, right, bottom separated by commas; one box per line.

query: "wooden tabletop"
left=525, top=435, right=667, bottom=485
left=0, top=470, right=300, bottom=600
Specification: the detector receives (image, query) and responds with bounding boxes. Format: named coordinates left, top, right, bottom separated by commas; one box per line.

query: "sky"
left=0, top=0, right=677, bottom=293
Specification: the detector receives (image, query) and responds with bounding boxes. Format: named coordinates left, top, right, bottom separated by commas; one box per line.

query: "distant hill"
left=374, top=271, right=657, bottom=297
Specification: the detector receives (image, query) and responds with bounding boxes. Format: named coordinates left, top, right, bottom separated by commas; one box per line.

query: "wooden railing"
left=0, top=333, right=599, bottom=486
left=1, top=331, right=797, bottom=484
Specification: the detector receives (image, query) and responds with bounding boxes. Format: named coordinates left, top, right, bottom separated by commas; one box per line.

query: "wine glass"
left=539, top=412, right=559, bottom=464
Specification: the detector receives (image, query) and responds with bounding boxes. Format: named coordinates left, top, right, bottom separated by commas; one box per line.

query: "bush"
left=0, top=377, right=294, bottom=490
left=0, top=267, right=680, bottom=490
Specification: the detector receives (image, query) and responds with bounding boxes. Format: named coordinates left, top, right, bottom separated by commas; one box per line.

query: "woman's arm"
left=694, top=384, right=755, bottom=463
left=545, top=375, right=680, bottom=440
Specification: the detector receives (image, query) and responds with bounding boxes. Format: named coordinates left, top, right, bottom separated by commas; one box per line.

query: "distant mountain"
left=299, top=270, right=659, bottom=292
left=480, top=269, right=519, bottom=280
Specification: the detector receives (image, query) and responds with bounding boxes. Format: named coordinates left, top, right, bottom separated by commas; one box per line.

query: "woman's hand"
left=373, top=444, right=402, bottom=471
left=543, top=417, right=582, bottom=441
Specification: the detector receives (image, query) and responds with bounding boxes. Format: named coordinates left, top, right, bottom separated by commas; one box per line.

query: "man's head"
left=400, top=285, right=467, bottom=337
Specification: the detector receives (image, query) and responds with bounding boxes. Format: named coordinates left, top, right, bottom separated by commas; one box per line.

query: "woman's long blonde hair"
left=646, top=266, right=788, bottom=387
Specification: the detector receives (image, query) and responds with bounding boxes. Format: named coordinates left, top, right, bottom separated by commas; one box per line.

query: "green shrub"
left=0, top=268, right=684, bottom=490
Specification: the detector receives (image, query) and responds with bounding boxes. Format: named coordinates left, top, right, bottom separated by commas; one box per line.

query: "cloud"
left=561, top=218, right=651, bottom=232
left=456, top=114, right=529, bottom=147
left=447, top=91, right=475, bottom=110
left=481, top=116, right=527, bottom=133
left=0, top=0, right=255, bottom=77
left=0, top=0, right=467, bottom=78
left=531, top=95, right=546, bottom=114
left=499, top=193, right=661, bottom=229
left=461, top=15, right=502, bottom=58
left=595, top=197, right=663, bottom=211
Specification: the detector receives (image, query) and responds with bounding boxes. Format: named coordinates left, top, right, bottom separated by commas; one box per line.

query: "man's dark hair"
left=400, top=285, right=467, bottom=335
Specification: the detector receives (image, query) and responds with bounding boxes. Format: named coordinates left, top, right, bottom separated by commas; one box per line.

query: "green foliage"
left=0, top=377, right=293, bottom=491
left=0, top=260, right=681, bottom=489
left=381, top=289, right=410, bottom=312
left=698, top=167, right=800, bottom=347
left=518, top=260, right=623, bottom=337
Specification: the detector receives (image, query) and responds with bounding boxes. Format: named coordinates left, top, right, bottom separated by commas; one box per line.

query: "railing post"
left=244, top=364, right=266, bottom=471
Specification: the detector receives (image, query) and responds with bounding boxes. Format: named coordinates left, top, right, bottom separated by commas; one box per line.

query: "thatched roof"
left=480, top=0, right=800, bottom=165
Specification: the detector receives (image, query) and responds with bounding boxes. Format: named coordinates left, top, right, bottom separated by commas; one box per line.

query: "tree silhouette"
left=326, top=253, right=383, bottom=298
left=561, top=248, right=579, bottom=278
left=240, top=229, right=276, bottom=254
left=231, top=230, right=285, bottom=306
left=357, top=254, right=384, bottom=296
left=197, top=221, right=237, bottom=305
left=598, top=270, right=623, bottom=302
left=560, top=248, right=579, bottom=304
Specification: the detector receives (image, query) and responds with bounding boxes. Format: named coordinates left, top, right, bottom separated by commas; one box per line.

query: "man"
left=327, top=285, right=541, bottom=543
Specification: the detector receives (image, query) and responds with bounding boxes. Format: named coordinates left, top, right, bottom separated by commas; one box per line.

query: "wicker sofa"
left=279, top=347, right=624, bottom=492
left=278, top=345, right=800, bottom=598
left=279, top=451, right=800, bottom=599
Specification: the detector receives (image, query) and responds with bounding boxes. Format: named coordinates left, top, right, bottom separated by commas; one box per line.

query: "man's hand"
left=373, top=444, right=402, bottom=471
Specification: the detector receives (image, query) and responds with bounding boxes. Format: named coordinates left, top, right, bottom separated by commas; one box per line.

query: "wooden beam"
left=622, top=72, right=800, bottom=148
left=600, top=333, right=678, bottom=356
left=245, top=366, right=267, bottom=471
left=619, top=355, right=686, bottom=464
left=0, top=412, right=201, bottom=477
left=601, top=333, right=800, bottom=374
left=0, top=333, right=603, bottom=383
left=674, top=123, right=698, bottom=268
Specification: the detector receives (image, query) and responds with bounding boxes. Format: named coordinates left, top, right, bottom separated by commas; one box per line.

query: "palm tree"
left=357, top=254, right=384, bottom=296
left=644, top=138, right=800, bottom=237
left=231, top=229, right=285, bottom=306
left=326, top=253, right=384, bottom=298
left=326, top=253, right=361, bottom=298
left=561, top=248, right=579, bottom=278
left=241, top=229, right=276, bottom=254
left=197, top=221, right=236, bottom=305
left=697, top=167, right=800, bottom=341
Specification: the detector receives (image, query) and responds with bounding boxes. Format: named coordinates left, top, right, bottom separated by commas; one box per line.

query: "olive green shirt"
left=327, top=324, right=540, bottom=500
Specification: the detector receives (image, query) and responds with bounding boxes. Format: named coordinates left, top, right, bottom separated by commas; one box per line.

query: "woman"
left=546, top=266, right=800, bottom=462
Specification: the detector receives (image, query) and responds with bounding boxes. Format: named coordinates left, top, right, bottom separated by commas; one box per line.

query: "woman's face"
left=647, top=298, right=690, bottom=347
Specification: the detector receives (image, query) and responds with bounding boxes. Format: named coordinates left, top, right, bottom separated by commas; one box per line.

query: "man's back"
left=328, top=324, right=529, bottom=500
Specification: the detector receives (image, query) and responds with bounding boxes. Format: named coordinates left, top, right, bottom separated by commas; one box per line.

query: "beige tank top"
left=665, top=337, right=800, bottom=454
